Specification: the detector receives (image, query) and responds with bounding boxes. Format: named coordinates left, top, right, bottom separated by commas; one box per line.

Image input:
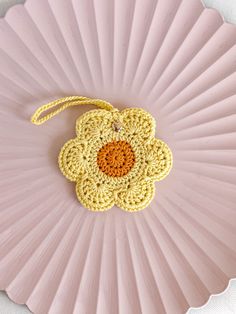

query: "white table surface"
left=0, top=0, right=235, bottom=313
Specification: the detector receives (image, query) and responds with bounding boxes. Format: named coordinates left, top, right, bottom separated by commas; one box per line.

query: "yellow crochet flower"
left=58, top=108, right=172, bottom=212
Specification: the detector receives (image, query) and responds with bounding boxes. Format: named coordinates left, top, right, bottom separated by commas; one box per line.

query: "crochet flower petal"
left=121, top=108, right=155, bottom=141
left=76, top=176, right=115, bottom=211
left=76, top=109, right=117, bottom=140
left=115, top=179, right=155, bottom=211
left=58, top=138, right=86, bottom=181
left=145, top=138, right=172, bottom=181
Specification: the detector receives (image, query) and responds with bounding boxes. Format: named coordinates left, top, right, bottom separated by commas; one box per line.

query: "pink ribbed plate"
left=0, top=0, right=236, bottom=313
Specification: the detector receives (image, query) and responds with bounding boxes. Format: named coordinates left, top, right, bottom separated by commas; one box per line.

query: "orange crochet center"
left=97, top=141, right=135, bottom=177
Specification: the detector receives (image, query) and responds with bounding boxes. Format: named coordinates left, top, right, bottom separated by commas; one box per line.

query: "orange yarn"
left=97, top=141, right=135, bottom=177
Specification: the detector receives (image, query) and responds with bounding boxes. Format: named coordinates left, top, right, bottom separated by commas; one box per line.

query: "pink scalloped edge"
left=0, top=0, right=235, bottom=28
left=3, top=289, right=33, bottom=313
left=3, top=278, right=236, bottom=313
left=200, top=0, right=236, bottom=26
left=189, top=278, right=236, bottom=311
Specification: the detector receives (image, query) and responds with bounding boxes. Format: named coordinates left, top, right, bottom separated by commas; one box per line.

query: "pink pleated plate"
left=0, top=0, right=236, bottom=313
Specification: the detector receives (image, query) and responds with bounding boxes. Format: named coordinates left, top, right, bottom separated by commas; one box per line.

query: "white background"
left=0, top=0, right=235, bottom=313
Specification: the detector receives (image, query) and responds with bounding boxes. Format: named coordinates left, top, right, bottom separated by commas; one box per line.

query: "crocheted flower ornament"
left=31, top=96, right=172, bottom=212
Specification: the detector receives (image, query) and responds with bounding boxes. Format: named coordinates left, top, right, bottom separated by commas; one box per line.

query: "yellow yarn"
left=31, top=96, right=173, bottom=212
left=31, top=96, right=114, bottom=125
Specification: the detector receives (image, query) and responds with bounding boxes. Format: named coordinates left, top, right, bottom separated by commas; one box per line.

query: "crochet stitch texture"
left=58, top=107, right=172, bottom=211
left=31, top=96, right=172, bottom=212
left=97, top=140, right=136, bottom=177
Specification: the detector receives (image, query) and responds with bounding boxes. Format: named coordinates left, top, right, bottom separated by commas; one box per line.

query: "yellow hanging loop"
left=31, top=96, right=114, bottom=125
